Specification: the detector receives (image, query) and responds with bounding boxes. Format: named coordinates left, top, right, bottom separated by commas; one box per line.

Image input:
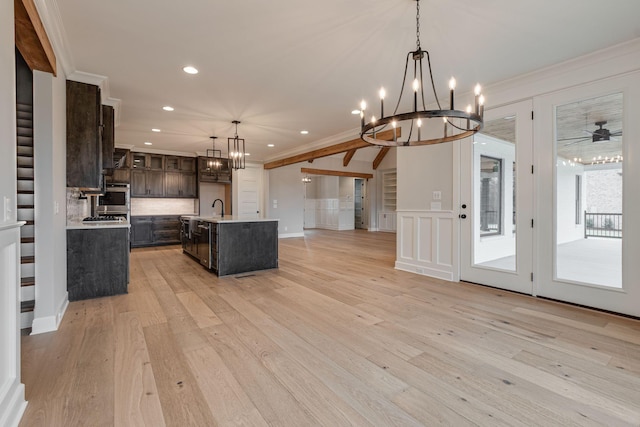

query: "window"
left=480, top=155, right=502, bottom=236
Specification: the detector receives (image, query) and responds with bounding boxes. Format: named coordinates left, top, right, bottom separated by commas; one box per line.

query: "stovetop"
left=82, top=216, right=126, bottom=222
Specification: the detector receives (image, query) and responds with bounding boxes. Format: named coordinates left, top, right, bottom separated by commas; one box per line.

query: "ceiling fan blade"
left=563, top=138, right=590, bottom=146
left=611, top=130, right=622, bottom=136
left=558, top=136, right=590, bottom=141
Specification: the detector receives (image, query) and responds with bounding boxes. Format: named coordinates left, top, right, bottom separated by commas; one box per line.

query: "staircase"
left=17, top=102, right=35, bottom=330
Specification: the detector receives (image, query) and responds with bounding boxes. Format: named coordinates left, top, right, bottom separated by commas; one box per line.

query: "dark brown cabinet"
left=166, top=156, right=196, bottom=172
left=108, top=148, right=131, bottom=183
left=131, top=216, right=153, bottom=246
left=132, top=153, right=164, bottom=170
left=66, top=80, right=102, bottom=189
left=165, top=171, right=197, bottom=198
left=131, top=170, right=164, bottom=197
left=131, top=216, right=180, bottom=247
left=101, top=104, right=114, bottom=171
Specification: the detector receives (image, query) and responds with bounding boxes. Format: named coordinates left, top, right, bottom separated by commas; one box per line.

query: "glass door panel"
left=554, top=93, right=623, bottom=288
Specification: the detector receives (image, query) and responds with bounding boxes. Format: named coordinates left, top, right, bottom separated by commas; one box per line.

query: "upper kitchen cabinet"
left=101, top=105, right=114, bottom=172
left=165, top=156, right=196, bottom=172
left=66, top=80, right=102, bottom=189
left=108, top=148, right=131, bottom=183
left=132, top=153, right=164, bottom=170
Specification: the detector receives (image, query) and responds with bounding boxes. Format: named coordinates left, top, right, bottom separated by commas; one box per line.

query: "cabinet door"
left=147, top=171, right=164, bottom=196
left=131, top=219, right=153, bottom=246
left=180, top=157, right=197, bottom=172
left=164, top=171, right=182, bottom=197
left=66, top=81, right=102, bottom=189
left=101, top=105, right=114, bottom=170
left=132, top=153, right=147, bottom=169
left=131, top=170, right=147, bottom=196
left=149, top=154, right=164, bottom=170
left=165, top=156, right=180, bottom=171
left=181, top=173, right=197, bottom=197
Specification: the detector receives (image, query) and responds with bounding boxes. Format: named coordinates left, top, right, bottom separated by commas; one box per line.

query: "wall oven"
left=94, top=183, right=130, bottom=219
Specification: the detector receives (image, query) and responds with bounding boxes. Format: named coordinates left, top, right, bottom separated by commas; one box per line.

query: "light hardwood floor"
left=20, top=229, right=640, bottom=426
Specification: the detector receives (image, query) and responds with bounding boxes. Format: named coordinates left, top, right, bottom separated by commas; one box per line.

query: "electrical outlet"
left=433, top=191, right=441, bottom=200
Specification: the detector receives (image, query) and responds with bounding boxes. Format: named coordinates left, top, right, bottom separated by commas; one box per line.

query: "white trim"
left=31, top=294, right=68, bottom=335
left=263, top=128, right=359, bottom=164
left=0, top=380, right=27, bottom=427
left=33, top=0, right=74, bottom=76
left=278, top=232, right=304, bottom=239
left=0, top=222, right=25, bottom=232
left=395, top=261, right=454, bottom=281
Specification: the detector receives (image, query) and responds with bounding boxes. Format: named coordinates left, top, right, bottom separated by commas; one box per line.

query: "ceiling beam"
left=343, top=149, right=356, bottom=167
left=372, top=147, right=391, bottom=170
left=14, top=0, right=57, bottom=76
left=263, top=128, right=399, bottom=170
left=301, top=168, right=373, bottom=179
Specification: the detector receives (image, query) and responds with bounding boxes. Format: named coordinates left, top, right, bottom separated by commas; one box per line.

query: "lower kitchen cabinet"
left=67, top=227, right=130, bottom=301
left=131, top=215, right=181, bottom=247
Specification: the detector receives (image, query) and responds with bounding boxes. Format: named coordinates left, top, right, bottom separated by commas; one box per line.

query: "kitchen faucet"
left=212, top=198, right=224, bottom=217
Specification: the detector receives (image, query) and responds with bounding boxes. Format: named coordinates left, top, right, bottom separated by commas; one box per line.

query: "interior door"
left=233, top=166, right=262, bottom=217
left=535, top=72, right=640, bottom=317
left=460, top=100, right=534, bottom=294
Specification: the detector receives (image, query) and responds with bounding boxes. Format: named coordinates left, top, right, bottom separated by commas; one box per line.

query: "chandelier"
left=228, top=120, right=246, bottom=170
left=302, top=175, right=312, bottom=184
left=358, top=0, right=484, bottom=146
left=205, top=136, right=224, bottom=175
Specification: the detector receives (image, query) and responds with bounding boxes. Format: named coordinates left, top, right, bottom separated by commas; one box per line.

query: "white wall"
left=267, top=155, right=384, bottom=236
left=556, top=157, right=585, bottom=245
left=0, top=4, right=27, bottom=426
left=199, top=183, right=226, bottom=216
left=31, top=69, right=69, bottom=334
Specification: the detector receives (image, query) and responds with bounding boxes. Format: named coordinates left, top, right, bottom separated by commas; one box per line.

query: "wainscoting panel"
left=395, top=210, right=455, bottom=281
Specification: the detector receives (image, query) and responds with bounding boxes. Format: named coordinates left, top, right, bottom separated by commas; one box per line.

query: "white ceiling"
left=56, top=0, right=640, bottom=163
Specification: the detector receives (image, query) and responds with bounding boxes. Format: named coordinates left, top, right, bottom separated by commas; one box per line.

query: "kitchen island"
left=67, top=220, right=130, bottom=301
left=181, top=216, right=278, bottom=276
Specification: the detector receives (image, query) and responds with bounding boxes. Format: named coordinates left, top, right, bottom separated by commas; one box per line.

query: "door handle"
left=459, top=214, right=467, bottom=219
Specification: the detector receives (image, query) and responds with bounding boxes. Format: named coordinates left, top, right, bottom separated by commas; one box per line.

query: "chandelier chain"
left=415, top=0, right=421, bottom=50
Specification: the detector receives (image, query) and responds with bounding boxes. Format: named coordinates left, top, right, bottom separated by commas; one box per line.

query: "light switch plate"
left=432, top=191, right=441, bottom=200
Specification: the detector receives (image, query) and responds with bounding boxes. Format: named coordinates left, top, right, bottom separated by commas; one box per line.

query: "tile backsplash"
left=66, top=188, right=91, bottom=222
left=131, top=198, right=198, bottom=216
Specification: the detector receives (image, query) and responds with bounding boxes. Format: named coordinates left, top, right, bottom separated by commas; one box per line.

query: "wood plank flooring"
left=20, top=229, right=640, bottom=426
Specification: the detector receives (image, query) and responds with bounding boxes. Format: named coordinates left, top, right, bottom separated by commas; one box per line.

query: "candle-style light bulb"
left=412, top=79, right=419, bottom=111
left=392, top=120, right=397, bottom=142
left=360, top=100, right=367, bottom=111
left=449, top=77, right=456, bottom=110
left=379, top=88, right=385, bottom=118
left=379, top=88, right=386, bottom=100
left=466, top=104, right=472, bottom=129
left=479, top=94, right=485, bottom=117
left=412, top=79, right=420, bottom=92
left=474, top=84, right=482, bottom=96
left=371, top=116, right=377, bottom=138
left=417, top=118, right=422, bottom=141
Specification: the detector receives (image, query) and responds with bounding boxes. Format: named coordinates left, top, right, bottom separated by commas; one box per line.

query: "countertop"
left=181, top=215, right=278, bottom=224
left=66, top=220, right=131, bottom=230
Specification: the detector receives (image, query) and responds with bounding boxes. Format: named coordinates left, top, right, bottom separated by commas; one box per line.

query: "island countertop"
left=181, top=215, right=278, bottom=224
left=66, top=220, right=131, bottom=230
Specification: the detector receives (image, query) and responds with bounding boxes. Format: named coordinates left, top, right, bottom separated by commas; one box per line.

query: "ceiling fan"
left=560, top=121, right=622, bottom=145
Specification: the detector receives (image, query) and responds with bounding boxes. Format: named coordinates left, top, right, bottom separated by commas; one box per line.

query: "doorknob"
left=461, top=204, right=467, bottom=209
left=459, top=214, right=467, bottom=219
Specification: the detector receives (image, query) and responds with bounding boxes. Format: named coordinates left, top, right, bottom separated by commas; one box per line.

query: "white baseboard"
left=278, top=232, right=305, bottom=239
left=0, top=380, right=27, bottom=427
left=395, top=261, right=454, bottom=281
left=31, top=294, right=68, bottom=335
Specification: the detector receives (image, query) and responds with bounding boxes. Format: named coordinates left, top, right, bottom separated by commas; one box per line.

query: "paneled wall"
left=395, top=210, right=456, bottom=281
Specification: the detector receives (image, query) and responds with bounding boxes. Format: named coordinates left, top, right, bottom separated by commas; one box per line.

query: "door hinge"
left=531, top=111, right=534, bottom=120
left=531, top=219, right=534, bottom=228
left=531, top=272, right=534, bottom=282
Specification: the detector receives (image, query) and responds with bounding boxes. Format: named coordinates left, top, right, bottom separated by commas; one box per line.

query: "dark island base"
left=217, top=221, right=278, bottom=276
left=67, top=228, right=130, bottom=301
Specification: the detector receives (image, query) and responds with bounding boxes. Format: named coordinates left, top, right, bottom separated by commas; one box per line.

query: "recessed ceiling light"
left=300, top=130, right=309, bottom=135
left=152, top=128, right=161, bottom=132
left=351, top=110, right=361, bottom=115
left=162, top=106, right=174, bottom=111
left=267, top=144, right=275, bottom=147
left=245, top=153, right=251, bottom=156
left=144, top=142, right=152, bottom=145
left=183, top=66, right=198, bottom=74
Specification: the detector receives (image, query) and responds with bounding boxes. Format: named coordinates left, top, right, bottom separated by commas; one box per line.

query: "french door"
left=535, top=73, right=640, bottom=317
left=460, top=100, right=534, bottom=294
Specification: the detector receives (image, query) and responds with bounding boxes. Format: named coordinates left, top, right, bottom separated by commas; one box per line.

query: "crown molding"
left=33, top=0, right=74, bottom=76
